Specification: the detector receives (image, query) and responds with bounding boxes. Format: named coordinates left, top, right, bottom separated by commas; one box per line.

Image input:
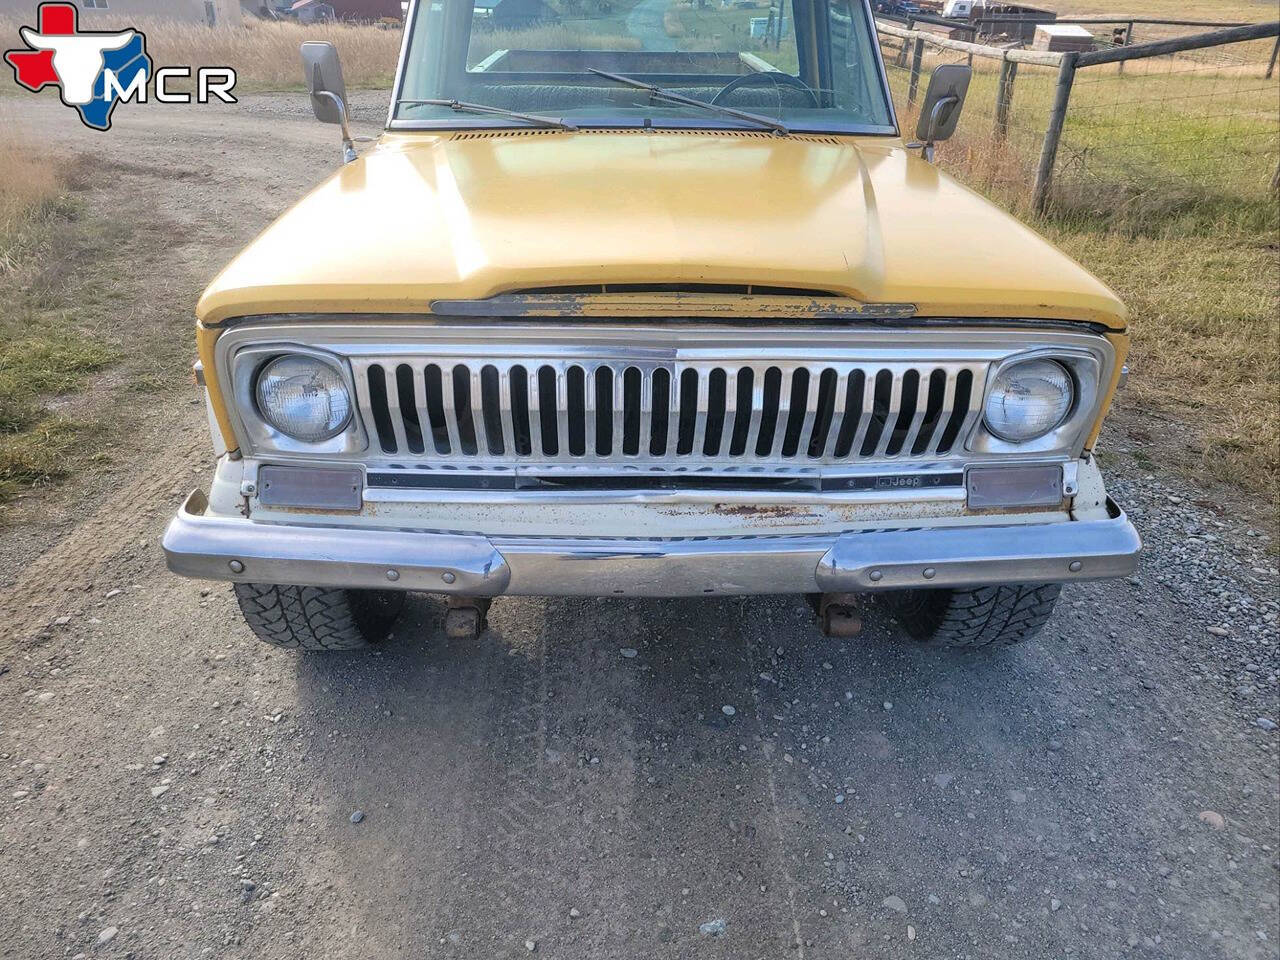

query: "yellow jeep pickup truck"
left=163, top=0, right=1140, bottom=650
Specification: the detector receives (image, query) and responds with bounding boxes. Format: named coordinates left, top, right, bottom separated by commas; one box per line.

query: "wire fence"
left=875, top=18, right=1280, bottom=228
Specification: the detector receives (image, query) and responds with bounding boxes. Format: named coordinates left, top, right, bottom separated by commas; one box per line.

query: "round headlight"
left=254, top=354, right=352, bottom=442
left=983, top=359, right=1074, bottom=442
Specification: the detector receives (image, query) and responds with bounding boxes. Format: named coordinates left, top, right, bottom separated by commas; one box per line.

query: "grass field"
left=0, top=135, right=115, bottom=504
left=1051, top=0, right=1277, bottom=21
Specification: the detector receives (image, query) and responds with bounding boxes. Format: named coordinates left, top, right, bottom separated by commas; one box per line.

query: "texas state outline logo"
left=4, top=2, right=237, bottom=132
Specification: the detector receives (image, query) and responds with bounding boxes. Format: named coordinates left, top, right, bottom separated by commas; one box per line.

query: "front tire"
left=884, top=583, right=1062, bottom=649
left=233, top=583, right=405, bottom=651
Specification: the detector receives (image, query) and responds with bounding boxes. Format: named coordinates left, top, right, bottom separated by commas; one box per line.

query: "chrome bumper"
left=163, top=491, right=1141, bottom=597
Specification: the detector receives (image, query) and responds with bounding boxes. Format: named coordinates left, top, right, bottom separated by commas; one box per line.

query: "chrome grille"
left=352, top=358, right=985, bottom=467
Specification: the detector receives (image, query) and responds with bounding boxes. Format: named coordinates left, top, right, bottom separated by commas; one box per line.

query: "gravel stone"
left=699, top=918, right=727, bottom=936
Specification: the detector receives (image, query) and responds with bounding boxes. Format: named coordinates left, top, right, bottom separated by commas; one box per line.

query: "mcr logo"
left=4, top=2, right=237, bottom=131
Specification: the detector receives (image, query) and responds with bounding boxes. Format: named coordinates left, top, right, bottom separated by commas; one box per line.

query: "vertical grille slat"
left=470, top=367, right=491, bottom=456
left=635, top=369, right=653, bottom=458
left=556, top=368, right=572, bottom=459
left=440, top=363, right=465, bottom=457
left=383, top=364, right=412, bottom=456
left=765, top=368, right=793, bottom=459
left=664, top=367, right=681, bottom=459
left=820, top=368, right=850, bottom=459
left=690, top=367, right=711, bottom=458
left=347, top=351, right=992, bottom=469
left=497, top=365, right=518, bottom=458
left=915, top=368, right=952, bottom=456
left=898, top=369, right=936, bottom=457
left=872, top=370, right=905, bottom=458
left=583, top=364, right=599, bottom=458
left=949, top=366, right=985, bottom=453
left=845, top=371, right=879, bottom=459
left=526, top=365, right=545, bottom=457
left=410, top=365, right=435, bottom=455
left=612, top=367, right=627, bottom=458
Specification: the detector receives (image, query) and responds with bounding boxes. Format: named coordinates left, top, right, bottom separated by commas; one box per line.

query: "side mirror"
left=913, top=64, right=970, bottom=160
left=300, top=41, right=356, bottom=163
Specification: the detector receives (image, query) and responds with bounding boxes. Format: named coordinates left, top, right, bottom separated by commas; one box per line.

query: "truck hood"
left=197, top=130, right=1125, bottom=329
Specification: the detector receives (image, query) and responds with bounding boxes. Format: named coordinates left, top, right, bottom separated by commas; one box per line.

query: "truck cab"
left=163, top=0, right=1140, bottom=650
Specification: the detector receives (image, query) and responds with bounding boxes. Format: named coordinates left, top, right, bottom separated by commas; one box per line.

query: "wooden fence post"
left=1267, top=34, right=1279, bottom=79
left=895, top=18, right=914, bottom=67
left=993, top=56, right=1018, bottom=141
left=907, top=36, right=925, bottom=106
left=1118, top=21, right=1133, bottom=75
left=1032, top=51, right=1078, bottom=214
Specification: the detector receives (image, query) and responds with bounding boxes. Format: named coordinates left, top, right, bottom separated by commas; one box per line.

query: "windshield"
left=392, top=0, right=895, bottom=134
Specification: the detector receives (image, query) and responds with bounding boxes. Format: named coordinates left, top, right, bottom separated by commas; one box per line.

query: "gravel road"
left=1, top=92, right=1277, bottom=960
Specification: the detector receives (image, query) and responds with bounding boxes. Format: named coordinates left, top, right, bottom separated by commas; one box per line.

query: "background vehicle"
left=163, top=0, right=1140, bottom=651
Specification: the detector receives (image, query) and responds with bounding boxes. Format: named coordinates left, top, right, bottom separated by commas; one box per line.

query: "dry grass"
left=0, top=128, right=64, bottom=275
left=1050, top=0, right=1277, bottom=22
left=1052, top=223, right=1279, bottom=505
left=0, top=16, right=403, bottom=92
left=0, top=129, right=116, bottom=503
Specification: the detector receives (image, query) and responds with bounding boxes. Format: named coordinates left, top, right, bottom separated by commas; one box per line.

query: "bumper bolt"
left=386, top=569, right=400, bottom=582
left=869, top=570, right=883, bottom=583
left=922, top=567, right=936, bottom=580
left=228, top=560, right=244, bottom=574
left=441, top=571, right=457, bottom=584
left=1068, top=560, right=1083, bottom=573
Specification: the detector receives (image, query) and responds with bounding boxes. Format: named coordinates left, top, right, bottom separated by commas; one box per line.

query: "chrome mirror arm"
left=313, top=89, right=357, bottom=164
left=906, top=94, right=958, bottom=163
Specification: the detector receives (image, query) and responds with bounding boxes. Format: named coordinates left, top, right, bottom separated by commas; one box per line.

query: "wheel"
left=232, top=583, right=405, bottom=651
left=884, top=583, right=1062, bottom=649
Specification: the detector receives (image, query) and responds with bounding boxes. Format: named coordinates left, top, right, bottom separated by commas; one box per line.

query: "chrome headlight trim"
left=967, top=347, right=1105, bottom=456
left=230, top=344, right=368, bottom=457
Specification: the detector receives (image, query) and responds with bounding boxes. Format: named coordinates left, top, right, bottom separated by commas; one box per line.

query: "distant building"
left=472, top=0, right=558, bottom=29
left=0, top=0, right=244, bottom=27
left=1032, top=23, right=1095, bottom=51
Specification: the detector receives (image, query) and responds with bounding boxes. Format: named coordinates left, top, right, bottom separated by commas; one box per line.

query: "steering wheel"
left=711, top=71, right=819, bottom=108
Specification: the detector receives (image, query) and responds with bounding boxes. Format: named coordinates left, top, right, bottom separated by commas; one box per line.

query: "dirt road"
left=2, top=93, right=1278, bottom=960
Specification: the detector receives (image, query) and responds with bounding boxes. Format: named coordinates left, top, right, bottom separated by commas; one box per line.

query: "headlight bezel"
left=968, top=347, right=1104, bottom=456
left=230, top=344, right=367, bottom=456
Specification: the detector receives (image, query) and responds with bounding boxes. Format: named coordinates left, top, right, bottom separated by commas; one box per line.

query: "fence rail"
left=875, top=18, right=1280, bottom=215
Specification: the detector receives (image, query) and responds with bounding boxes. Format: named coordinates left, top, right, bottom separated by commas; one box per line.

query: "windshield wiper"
left=586, top=67, right=790, bottom=136
left=396, top=99, right=578, bottom=131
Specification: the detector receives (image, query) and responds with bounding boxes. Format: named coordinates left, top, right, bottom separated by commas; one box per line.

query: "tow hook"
left=444, top=596, right=491, bottom=639
left=815, top=593, right=863, bottom=638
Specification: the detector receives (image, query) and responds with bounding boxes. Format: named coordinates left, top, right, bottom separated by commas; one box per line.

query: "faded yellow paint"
left=196, top=322, right=239, bottom=453
left=194, top=129, right=1130, bottom=452
left=197, top=132, right=1126, bottom=328
left=1086, top=329, right=1131, bottom=450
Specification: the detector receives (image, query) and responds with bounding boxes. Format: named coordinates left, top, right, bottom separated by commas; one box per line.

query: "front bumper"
left=162, top=490, right=1141, bottom=597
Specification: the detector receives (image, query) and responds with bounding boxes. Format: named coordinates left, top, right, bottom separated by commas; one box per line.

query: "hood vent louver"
left=449, top=128, right=842, bottom=145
